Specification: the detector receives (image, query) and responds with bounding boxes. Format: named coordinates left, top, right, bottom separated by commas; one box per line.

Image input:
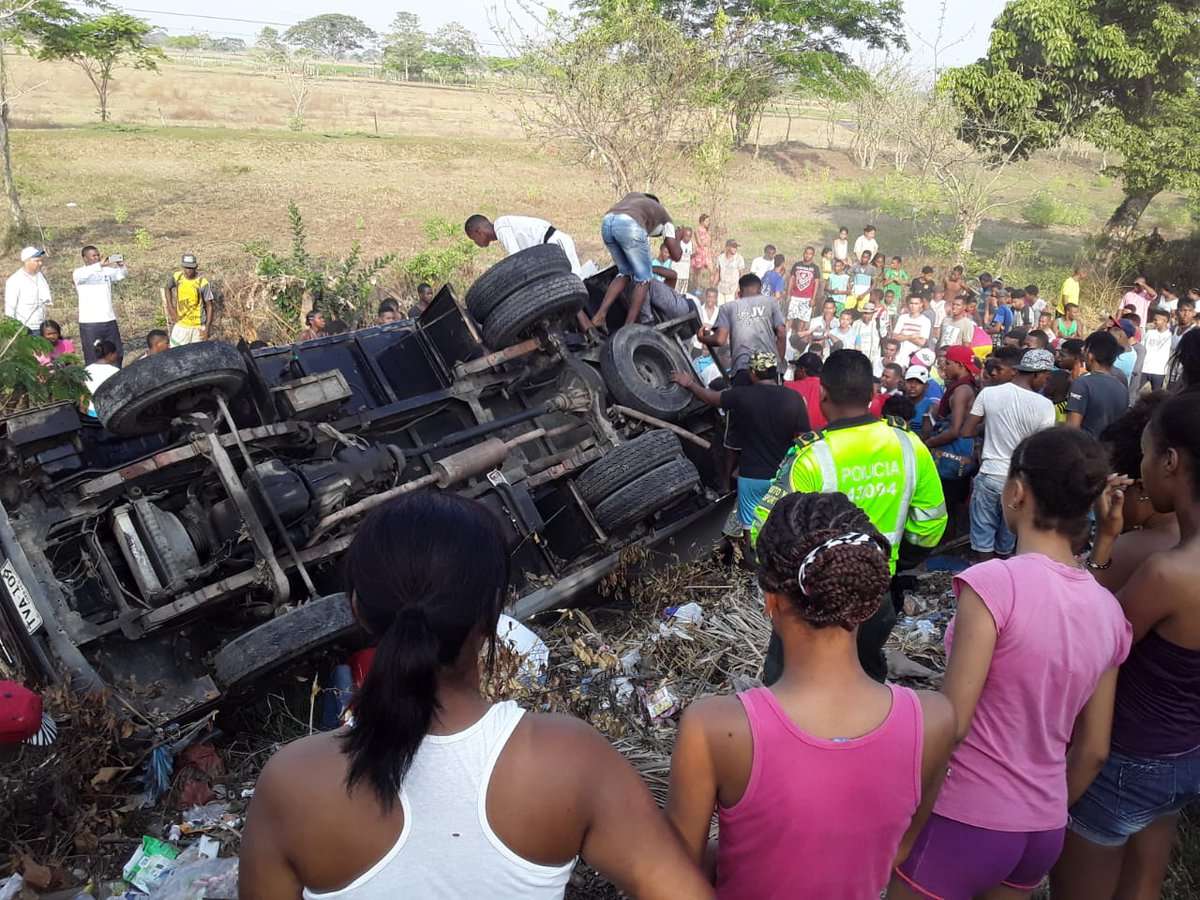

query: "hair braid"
left=756, top=493, right=891, bottom=630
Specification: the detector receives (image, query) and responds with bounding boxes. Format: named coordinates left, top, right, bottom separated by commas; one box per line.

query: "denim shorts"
left=601, top=213, right=653, bottom=283
left=1068, top=749, right=1200, bottom=847
left=736, top=476, right=772, bottom=527
left=969, top=472, right=1015, bottom=555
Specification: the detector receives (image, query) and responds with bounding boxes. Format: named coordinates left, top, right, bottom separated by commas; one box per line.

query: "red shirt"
left=783, top=377, right=827, bottom=430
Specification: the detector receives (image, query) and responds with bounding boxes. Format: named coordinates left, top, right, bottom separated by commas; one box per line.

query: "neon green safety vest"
left=750, top=415, right=948, bottom=573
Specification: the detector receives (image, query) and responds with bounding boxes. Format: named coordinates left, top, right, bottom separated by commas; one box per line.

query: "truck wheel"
left=592, top=457, right=701, bottom=532
left=211, top=593, right=357, bottom=689
left=466, top=244, right=572, bottom=323
left=575, top=429, right=681, bottom=505
left=599, top=324, right=693, bottom=422
left=482, top=273, right=587, bottom=350
left=94, top=342, right=248, bottom=437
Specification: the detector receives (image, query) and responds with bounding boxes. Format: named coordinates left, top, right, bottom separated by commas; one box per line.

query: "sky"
left=114, top=0, right=1009, bottom=67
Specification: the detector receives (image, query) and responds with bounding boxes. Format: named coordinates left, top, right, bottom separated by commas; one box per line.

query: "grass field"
left=5, top=54, right=1195, bottom=341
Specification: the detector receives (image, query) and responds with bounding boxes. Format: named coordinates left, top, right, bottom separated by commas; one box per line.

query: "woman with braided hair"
left=892, top=427, right=1132, bottom=900
left=241, top=492, right=715, bottom=900
left=666, top=492, right=955, bottom=899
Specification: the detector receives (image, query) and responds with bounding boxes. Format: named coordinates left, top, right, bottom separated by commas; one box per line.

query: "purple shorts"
left=895, top=813, right=1066, bottom=898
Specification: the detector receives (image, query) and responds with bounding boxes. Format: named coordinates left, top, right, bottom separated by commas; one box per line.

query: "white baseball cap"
left=912, top=348, right=936, bottom=369
left=904, top=365, right=930, bottom=383
left=20, top=247, right=45, bottom=262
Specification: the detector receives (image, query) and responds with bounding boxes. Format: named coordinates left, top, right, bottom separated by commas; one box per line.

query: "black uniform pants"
left=763, top=575, right=906, bottom=685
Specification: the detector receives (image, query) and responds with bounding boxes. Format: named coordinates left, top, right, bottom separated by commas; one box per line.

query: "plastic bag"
left=148, top=857, right=238, bottom=900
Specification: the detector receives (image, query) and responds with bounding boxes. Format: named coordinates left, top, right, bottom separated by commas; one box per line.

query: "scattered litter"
left=140, top=746, right=174, bottom=808
left=145, top=856, right=237, bottom=900
left=0, top=874, right=22, bottom=900
left=664, top=602, right=703, bottom=625
left=195, top=836, right=220, bottom=861
left=619, top=649, right=641, bottom=675
left=122, top=836, right=179, bottom=893
left=496, top=614, right=549, bottom=678
left=639, top=683, right=680, bottom=721
left=180, top=802, right=240, bottom=835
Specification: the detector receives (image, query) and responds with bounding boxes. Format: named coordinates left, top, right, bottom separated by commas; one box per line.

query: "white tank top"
left=302, top=702, right=575, bottom=900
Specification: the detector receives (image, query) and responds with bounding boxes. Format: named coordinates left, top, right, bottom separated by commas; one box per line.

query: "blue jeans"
left=601, top=213, right=652, bottom=284
left=1069, top=749, right=1200, bottom=847
left=969, top=472, right=1015, bottom=554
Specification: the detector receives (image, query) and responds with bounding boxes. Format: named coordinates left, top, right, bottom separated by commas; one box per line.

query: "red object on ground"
left=0, top=681, right=42, bottom=744
left=349, top=648, right=376, bottom=688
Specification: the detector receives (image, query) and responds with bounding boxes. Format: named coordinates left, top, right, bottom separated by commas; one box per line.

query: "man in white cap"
left=74, top=244, right=127, bottom=365
left=5, top=247, right=50, bottom=332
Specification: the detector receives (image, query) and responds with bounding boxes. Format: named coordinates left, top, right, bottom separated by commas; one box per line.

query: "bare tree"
left=496, top=1, right=714, bottom=197
left=914, top=98, right=1029, bottom=255
left=283, top=56, right=314, bottom=131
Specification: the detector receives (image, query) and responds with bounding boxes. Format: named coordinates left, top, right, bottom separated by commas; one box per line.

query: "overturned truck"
left=0, top=246, right=727, bottom=725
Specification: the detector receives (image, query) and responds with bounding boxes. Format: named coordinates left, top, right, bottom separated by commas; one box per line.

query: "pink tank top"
left=716, top=685, right=923, bottom=900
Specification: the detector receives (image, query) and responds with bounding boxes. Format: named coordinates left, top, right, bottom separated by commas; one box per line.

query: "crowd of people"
left=239, top=216, right=1200, bottom=899
left=12, top=211, right=1199, bottom=899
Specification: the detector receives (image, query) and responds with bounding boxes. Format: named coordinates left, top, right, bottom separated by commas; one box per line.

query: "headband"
left=797, top=532, right=881, bottom=595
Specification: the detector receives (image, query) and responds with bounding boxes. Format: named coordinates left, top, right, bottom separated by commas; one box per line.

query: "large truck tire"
left=574, top=429, right=682, bottom=505
left=93, top=342, right=247, bottom=437
left=465, top=244, right=572, bottom=323
left=599, top=324, right=693, bottom=422
left=592, top=457, right=701, bottom=532
left=481, top=273, right=587, bottom=350
left=212, top=593, right=357, bottom=689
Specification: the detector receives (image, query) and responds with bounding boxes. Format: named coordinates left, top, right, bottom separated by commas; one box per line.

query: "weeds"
left=133, top=228, right=152, bottom=251
left=244, top=201, right=397, bottom=326
left=1021, top=193, right=1089, bottom=229
left=113, top=205, right=128, bottom=225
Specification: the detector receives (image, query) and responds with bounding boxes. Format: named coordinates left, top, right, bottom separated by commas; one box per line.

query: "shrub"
left=0, top=320, right=88, bottom=413
left=243, top=202, right=396, bottom=327
left=1021, top=193, right=1089, bottom=229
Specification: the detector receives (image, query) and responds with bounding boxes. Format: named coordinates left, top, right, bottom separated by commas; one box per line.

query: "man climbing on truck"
left=464, top=214, right=582, bottom=276
left=592, top=193, right=682, bottom=329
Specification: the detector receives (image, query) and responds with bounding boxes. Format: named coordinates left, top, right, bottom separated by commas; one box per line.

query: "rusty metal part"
left=139, top=534, right=354, bottom=631
left=200, top=421, right=291, bottom=606
left=432, top=438, right=509, bottom=486
left=453, top=337, right=542, bottom=378
left=216, top=395, right=317, bottom=600
left=524, top=446, right=605, bottom=489
left=77, top=422, right=301, bottom=500
left=609, top=406, right=712, bottom=450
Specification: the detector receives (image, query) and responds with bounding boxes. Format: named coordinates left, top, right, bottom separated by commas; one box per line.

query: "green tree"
left=164, top=33, right=202, bottom=56
left=511, top=0, right=715, bottom=196
left=425, top=22, right=479, bottom=78
left=578, top=0, right=905, bottom=144
left=0, top=1, right=77, bottom=240
left=256, top=26, right=283, bottom=53
left=942, top=0, right=1200, bottom=263
left=381, top=11, right=427, bottom=80
left=36, top=12, right=164, bottom=122
left=283, top=13, right=375, bottom=60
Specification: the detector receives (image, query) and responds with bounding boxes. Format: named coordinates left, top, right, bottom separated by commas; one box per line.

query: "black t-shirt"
left=720, top=384, right=810, bottom=478
left=910, top=276, right=935, bottom=300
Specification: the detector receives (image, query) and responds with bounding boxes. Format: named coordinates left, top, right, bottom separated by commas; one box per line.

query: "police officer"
left=751, top=349, right=947, bottom=681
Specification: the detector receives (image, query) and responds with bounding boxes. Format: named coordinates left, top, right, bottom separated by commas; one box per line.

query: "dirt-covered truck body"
left=0, top=247, right=727, bottom=726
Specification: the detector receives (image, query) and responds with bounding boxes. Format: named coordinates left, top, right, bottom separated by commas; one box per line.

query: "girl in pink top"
left=892, top=427, right=1132, bottom=900
left=667, top=492, right=954, bottom=899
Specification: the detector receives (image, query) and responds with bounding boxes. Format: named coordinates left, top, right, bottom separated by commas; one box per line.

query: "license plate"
left=1, top=559, right=42, bottom=635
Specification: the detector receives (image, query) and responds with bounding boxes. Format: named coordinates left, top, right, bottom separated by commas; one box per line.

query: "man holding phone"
left=73, top=244, right=127, bottom=365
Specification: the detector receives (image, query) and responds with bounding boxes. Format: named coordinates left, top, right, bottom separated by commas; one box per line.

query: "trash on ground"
left=180, top=802, right=241, bottom=836
left=122, top=836, right=180, bottom=894
left=145, top=856, right=237, bottom=900
left=0, top=875, right=22, bottom=900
